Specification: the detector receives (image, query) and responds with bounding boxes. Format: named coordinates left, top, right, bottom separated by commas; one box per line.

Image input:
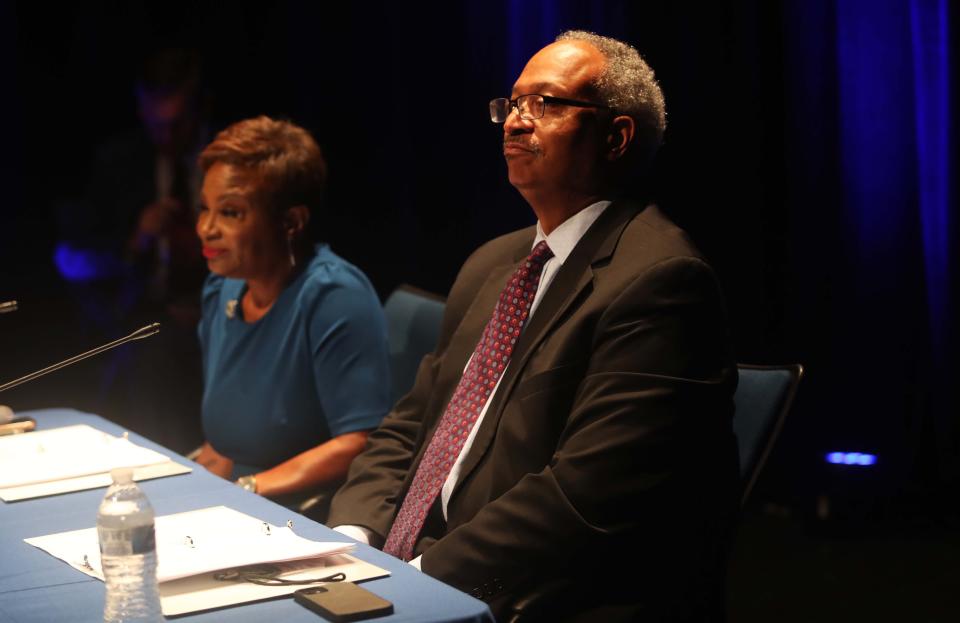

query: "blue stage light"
left=53, top=242, right=100, bottom=282
left=825, top=452, right=877, bottom=467
left=53, top=242, right=123, bottom=283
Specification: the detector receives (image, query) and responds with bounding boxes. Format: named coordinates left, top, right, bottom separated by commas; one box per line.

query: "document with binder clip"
left=0, top=424, right=191, bottom=501
left=25, top=505, right=390, bottom=616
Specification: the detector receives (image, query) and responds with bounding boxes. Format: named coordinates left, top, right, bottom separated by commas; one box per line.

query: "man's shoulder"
left=574, top=201, right=718, bottom=300
left=619, top=203, right=705, bottom=263
left=467, top=225, right=537, bottom=267
left=450, top=202, right=709, bottom=291
left=452, top=225, right=537, bottom=285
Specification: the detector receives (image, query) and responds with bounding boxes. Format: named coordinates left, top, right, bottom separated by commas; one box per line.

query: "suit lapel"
left=450, top=201, right=642, bottom=500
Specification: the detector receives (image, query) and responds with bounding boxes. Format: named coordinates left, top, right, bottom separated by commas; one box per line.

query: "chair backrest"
left=733, top=363, right=804, bottom=505
left=383, top=284, right=446, bottom=404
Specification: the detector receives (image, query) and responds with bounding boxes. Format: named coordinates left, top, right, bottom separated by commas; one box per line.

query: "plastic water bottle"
left=97, top=467, right=163, bottom=622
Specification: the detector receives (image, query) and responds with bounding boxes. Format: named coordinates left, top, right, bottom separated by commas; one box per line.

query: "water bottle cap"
left=110, top=467, right=134, bottom=484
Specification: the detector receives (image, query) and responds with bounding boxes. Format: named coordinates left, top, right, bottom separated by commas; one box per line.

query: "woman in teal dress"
left=193, top=116, right=390, bottom=515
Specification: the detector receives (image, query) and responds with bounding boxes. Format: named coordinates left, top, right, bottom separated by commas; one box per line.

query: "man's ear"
left=605, top=115, right=635, bottom=162
left=283, top=205, right=310, bottom=237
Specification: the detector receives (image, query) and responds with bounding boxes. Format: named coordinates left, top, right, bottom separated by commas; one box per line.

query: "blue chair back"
left=383, top=285, right=446, bottom=404
left=733, top=364, right=803, bottom=504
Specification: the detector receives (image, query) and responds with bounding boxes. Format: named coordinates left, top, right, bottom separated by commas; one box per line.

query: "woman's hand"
left=253, top=431, right=370, bottom=497
left=195, top=441, right=234, bottom=479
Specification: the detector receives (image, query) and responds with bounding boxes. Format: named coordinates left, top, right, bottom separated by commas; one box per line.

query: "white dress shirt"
left=336, top=200, right=612, bottom=569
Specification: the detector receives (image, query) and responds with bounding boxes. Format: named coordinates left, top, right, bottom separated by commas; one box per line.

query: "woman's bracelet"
left=235, top=474, right=258, bottom=493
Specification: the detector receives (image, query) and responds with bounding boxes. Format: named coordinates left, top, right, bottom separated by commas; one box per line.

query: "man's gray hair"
left=556, top=30, right=666, bottom=163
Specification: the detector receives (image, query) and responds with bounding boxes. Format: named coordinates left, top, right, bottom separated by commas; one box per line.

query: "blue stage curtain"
left=787, top=0, right=956, bottom=487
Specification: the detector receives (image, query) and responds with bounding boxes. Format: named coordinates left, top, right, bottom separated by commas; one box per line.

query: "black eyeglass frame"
left=489, top=94, right=612, bottom=123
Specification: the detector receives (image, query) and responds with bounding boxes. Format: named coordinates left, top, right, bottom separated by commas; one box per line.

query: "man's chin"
left=506, top=165, right=539, bottom=190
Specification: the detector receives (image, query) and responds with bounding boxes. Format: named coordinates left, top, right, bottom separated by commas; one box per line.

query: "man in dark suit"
left=330, top=31, right=739, bottom=622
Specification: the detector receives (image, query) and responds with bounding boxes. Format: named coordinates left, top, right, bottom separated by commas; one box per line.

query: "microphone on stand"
left=0, top=323, right=160, bottom=434
left=0, top=322, right=160, bottom=394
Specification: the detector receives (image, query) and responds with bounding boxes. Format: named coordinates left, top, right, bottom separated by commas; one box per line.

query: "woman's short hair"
left=199, top=116, right=327, bottom=219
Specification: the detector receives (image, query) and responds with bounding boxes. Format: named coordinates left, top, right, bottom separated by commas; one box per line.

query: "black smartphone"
left=0, top=416, right=36, bottom=436
left=294, top=583, right=393, bottom=622
left=293, top=582, right=393, bottom=621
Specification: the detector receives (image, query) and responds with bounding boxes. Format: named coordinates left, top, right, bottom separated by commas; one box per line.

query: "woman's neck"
left=242, top=260, right=298, bottom=322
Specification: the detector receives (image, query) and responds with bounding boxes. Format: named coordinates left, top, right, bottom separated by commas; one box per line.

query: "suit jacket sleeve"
left=419, top=255, right=737, bottom=608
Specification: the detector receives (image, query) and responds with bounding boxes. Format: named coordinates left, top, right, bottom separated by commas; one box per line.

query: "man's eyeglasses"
left=489, top=94, right=610, bottom=123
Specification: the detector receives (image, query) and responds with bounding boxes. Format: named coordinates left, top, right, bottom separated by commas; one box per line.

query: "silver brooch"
left=225, top=299, right=238, bottom=319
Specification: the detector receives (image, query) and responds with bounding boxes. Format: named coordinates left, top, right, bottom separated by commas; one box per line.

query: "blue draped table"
left=0, top=409, right=493, bottom=623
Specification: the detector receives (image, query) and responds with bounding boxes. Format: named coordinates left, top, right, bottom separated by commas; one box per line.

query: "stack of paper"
left=0, top=424, right=190, bottom=501
left=26, top=505, right=389, bottom=615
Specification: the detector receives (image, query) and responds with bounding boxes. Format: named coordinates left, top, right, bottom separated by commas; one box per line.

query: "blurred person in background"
left=53, top=47, right=212, bottom=450
left=57, top=46, right=209, bottom=315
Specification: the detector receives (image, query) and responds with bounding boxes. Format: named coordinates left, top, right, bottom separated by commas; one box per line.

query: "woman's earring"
left=287, top=235, right=296, bottom=268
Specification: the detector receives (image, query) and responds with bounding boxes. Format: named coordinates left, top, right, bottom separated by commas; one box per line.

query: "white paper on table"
left=0, top=461, right=191, bottom=501
left=24, top=505, right=390, bottom=616
left=159, top=553, right=389, bottom=616
left=0, top=425, right=190, bottom=501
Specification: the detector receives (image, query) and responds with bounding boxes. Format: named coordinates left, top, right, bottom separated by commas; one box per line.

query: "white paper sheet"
left=158, top=553, right=389, bottom=616
left=0, top=460, right=191, bottom=501
left=0, top=424, right=190, bottom=500
left=25, top=505, right=390, bottom=615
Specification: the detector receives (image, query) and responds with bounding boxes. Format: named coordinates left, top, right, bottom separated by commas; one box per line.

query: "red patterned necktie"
left=383, top=240, right=554, bottom=561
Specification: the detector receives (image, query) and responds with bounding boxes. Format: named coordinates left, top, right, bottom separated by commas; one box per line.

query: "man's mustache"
left=503, top=136, right=541, bottom=154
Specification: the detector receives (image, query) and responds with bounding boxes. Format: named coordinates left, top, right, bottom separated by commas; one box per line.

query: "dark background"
left=2, top=2, right=957, bottom=620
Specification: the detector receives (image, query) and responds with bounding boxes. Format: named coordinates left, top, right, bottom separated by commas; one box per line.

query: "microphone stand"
left=0, top=323, right=161, bottom=394
left=0, top=300, right=19, bottom=422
